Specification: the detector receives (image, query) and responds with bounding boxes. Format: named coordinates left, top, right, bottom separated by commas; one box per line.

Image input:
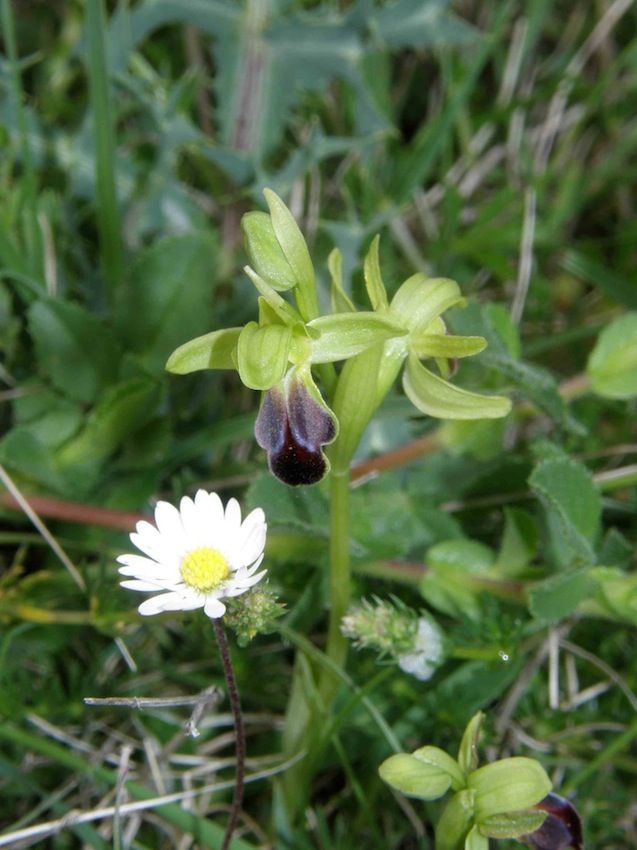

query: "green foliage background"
left=0, top=0, right=636, bottom=847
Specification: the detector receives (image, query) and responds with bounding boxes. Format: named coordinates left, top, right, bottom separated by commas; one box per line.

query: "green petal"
left=236, top=321, right=292, bottom=390
left=328, top=248, right=355, bottom=313
left=412, top=746, right=465, bottom=791
left=166, top=327, right=242, bottom=374
left=390, top=275, right=465, bottom=331
left=243, top=266, right=299, bottom=324
left=308, top=312, right=407, bottom=363
left=363, top=234, right=389, bottom=311
left=264, top=188, right=318, bottom=321
left=411, top=333, right=487, bottom=360
left=403, top=355, right=511, bottom=420
left=468, top=757, right=552, bottom=820
left=242, top=211, right=297, bottom=291
left=378, top=753, right=453, bottom=800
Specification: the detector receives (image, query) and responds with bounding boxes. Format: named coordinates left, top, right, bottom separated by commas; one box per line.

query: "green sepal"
left=458, top=712, right=484, bottom=776
left=243, top=266, right=299, bottom=324
left=390, top=275, right=465, bottom=332
left=264, top=188, right=318, bottom=321
left=378, top=753, right=453, bottom=800
left=478, top=809, right=547, bottom=839
left=363, top=235, right=389, bottom=311
left=464, top=825, right=488, bottom=850
left=412, top=746, right=465, bottom=791
left=468, top=757, right=552, bottom=820
left=165, top=327, right=242, bottom=374
left=403, top=354, right=512, bottom=420
left=328, top=248, right=355, bottom=313
left=242, top=211, right=297, bottom=291
left=411, top=333, right=487, bottom=360
left=236, top=321, right=292, bottom=390
left=307, top=312, right=407, bottom=364
left=436, top=790, right=476, bottom=850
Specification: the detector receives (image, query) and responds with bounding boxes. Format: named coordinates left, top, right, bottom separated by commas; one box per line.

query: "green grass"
left=1, top=0, right=637, bottom=848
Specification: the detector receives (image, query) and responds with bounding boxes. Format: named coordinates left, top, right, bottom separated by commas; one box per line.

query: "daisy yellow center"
left=180, top=547, right=230, bottom=593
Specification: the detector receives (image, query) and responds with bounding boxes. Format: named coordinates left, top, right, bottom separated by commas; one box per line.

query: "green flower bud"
left=224, top=584, right=284, bottom=647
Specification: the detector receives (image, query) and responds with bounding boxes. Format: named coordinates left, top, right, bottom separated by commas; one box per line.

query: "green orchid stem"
left=321, top=466, right=352, bottom=696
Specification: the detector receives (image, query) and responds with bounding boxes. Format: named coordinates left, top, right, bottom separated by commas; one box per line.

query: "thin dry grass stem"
left=559, top=638, right=637, bottom=713
left=0, top=463, right=86, bottom=591
left=497, top=16, right=528, bottom=107
left=548, top=627, right=561, bottom=710
left=183, top=25, right=213, bottom=137
left=0, top=755, right=304, bottom=849
left=510, top=187, right=537, bottom=324
left=563, top=680, right=613, bottom=711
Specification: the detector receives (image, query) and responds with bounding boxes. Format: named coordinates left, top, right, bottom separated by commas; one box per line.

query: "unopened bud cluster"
left=224, top=585, right=284, bottom=646
left=341, top=598, right=444, bottom=681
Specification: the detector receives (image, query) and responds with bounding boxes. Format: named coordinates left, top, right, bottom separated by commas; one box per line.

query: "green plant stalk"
left=85, top=0, right=125, bottom=305
left=323, top=467, right=351, bottom=687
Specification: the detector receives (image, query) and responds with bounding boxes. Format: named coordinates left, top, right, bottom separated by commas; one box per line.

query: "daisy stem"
left=213, top=619, right=245, bottom=850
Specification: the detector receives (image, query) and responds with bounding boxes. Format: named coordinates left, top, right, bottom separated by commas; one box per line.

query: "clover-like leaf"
left=166, top=327, right=242, bottom=374
left=378, top=753, right=453, bottom=800
left=403, top=354, right=512, bottom=419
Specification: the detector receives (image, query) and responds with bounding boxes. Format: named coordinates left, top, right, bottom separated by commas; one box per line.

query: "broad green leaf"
left=13, top=389, right=82, bottom=449
left=236, top=321, right=291, bottom=390
left=327, top=248, right=355, bottom=313
left=529, top=455, right=601, bottom=569
left=28, top=299, right=120, bottom=404
left=363, top=235, right=389, bottom=311
left=116, top=232, right=217, bottom=374
left=0, top=428, right=67, bottom=493
left=403, top=355, right=512, bottom=420
left=166, top=327, right=241, bottom=374
left=412, top=746, right=465, bottom=790
left=479, top=810, right=546, bottom=839
left=391, top=275, right=465, bottom=332
left=308, top=312, right=406, bottom=363
left=264, top=189, right=317, bottom=321
left=378, top=753, right=452, bottom=800
left=469, top=758, right=551, bottom=819
left=562, top=249, right=637, bottom=309
left=411, top=333, right=486, bottom=360
left=242, top=211, right=297, bottom=291
left=374, top=0, right=477, bottom=49
left=528, top=569, right=596, bottom=623
left=587, top=313, right=637, bottom=399
left=56, top=378, right=161, bottom=467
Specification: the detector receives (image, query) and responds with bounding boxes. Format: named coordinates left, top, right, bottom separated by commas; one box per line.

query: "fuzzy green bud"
left=224, top=585, right=284, bottom=646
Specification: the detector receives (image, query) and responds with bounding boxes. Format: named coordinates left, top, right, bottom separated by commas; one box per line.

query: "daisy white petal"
left=118, top=490, right=267, bottom=619
left=204, top=597, right=226, bottom=618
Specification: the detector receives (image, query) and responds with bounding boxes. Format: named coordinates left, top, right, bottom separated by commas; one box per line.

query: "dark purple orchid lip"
left=522, top=792, right=583, bottom=850
left=255, top=376, right=337, bottom=487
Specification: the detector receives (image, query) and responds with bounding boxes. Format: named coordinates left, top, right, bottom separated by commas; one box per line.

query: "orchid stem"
left=213, top=619, right=245, bottom=850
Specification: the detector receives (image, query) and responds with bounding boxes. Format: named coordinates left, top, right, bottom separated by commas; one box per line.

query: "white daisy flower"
left=118, top=490, right=267, bottom=619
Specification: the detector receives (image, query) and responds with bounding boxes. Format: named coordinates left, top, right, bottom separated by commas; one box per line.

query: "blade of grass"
left=85, top=0, right=125, bottom=305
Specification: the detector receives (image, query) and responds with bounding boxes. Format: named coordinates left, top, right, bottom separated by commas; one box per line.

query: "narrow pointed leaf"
left=458, top=712, right=484, bottom=776
left=308, top=312, right=407, bottom=363
left=411, top=333, right=487, bottom=360
left=390, top=275, right=465, bottom=331
left=363, top=234, right=389, bottom=311
left=264, top=188, right=318, bottom=321
left=166, top=327, right=242, bottom=374
left=237, top=321, right=291, bottom=390
left=243, top=266, right=299, bottom=324
left=403, top=355, right=511, bottom=419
